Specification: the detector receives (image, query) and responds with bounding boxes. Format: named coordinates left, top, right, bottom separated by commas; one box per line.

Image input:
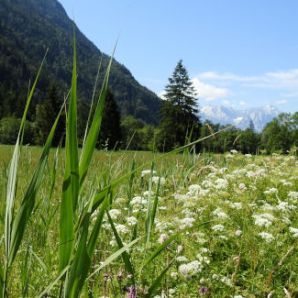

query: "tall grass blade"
left=145, top=174, right=160, bottom=245
left=88, top=238, right=140, bottom=280
left=8, top=105, right=64, bottom=267
left=144, top=260, right=174, bottom=298
left=79, top=48, right=115, bottom=186
left=82, top=55, right=103, bottom=147
left=37, top=266, right=69, bottom=298
left=66, top=196, right=108, bottom=297
left=107, top=211, right=135, bottom=284
left=143, top=234, right=176, bottom=269
left=60, top=33, right=79, bottom=271
left=4, top=51, right=47, bottom=262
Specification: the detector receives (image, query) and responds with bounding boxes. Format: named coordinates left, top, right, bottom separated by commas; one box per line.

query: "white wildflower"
left=126, top=216, right=138, bottom=226
left=178, top=217, right=196, bottom=230
left=176, top=256, right=188, bottom=263
left=235, top=229, right=242, bottom=237
left=141, top=169, right=156, bottom=177
left=152, top=176, right=166, bottom=185
left=212, top=224, right=225, bottom=232
left=264, top=187, right=278, bottom=195
left=258, top=232, right=275, bottom=243
left=178, top=260, right=201, bottom=277
left=289, top=227, right=298, bottom=238
left=109, top=209, right=122, bottom=220
left=253, top=213, right=275, bottom=227
left=288, top=191, right=298, bottom=201
left=212, top=207, right=229, bottom=219
left=239, top=183, right=247, bottom=191
left=158, top=233, right=169, bottom=244
left=115, top=224, right=129, bottom=235
left=214, top=178, right=228, bottom=190
left=229, top=202, right=243, bottom=210
left=130, top=196, right=147, bottom=207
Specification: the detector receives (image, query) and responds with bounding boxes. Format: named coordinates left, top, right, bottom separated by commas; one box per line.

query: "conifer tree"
left=158, top=60, right=200, bottom=151
left=35, top=85, right=65, bottom=146
left=97, top=90, right=122, bottom=149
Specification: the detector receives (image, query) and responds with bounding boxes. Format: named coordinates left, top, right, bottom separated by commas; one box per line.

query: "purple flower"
left=127, top=285, right=137, bottom=298
left=199, top=286, right=209, bottom=295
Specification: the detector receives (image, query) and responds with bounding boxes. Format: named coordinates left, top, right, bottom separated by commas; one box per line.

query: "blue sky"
left=58, top=0, right=298, bottom=112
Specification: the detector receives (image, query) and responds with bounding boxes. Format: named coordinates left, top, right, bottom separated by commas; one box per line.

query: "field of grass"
left=0, top=145, right=297, bottom=297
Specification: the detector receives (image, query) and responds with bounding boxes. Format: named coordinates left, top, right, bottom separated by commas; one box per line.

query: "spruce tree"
left=158, top=60, right=200, bottom=151
left=97, top=90, right=122, bottom=150
left=35, top=85, right=65, bottom=146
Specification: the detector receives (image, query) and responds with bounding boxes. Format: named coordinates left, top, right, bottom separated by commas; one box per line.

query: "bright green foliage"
left=261, top=113, right=293, bottom=154
left=0, top=118, right=34, bottom=145
left=121, top=116, right=156, bottom=150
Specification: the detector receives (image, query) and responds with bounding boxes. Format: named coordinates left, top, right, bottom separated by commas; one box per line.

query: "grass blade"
left=60, top=33, right=79, bottom=271
left=88, top=238, right=140, bottom=280
left=4, top=51, right=47, bottom=261
left=144, top=260, right=174, bottom=298
left=66, top=195, right=108, bottom=297
left=79, top=48, right=115, bottom=186
left=37, top=266, right=69, bottom=298
left=8, top=105, right=64, bottom=267
left=107, top=211, right=135, bottom=284
left=143, top=234, right=177, bottom=269
left=82, top=55, right=103, bottom=147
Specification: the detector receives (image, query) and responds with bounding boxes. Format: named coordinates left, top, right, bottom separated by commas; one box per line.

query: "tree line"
left=0, top=60, right=297, bottom=154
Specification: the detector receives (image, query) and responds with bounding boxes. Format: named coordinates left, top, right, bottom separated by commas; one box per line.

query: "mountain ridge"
left=201, top=105, right=280, bottom=131
left=0, top=0, right=161, bottom=124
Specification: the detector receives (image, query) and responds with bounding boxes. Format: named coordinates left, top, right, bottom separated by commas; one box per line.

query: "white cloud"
left=198, top=71, right=257, bottom=82
left=158, top=90, right=166, bottom=100
left=196, top=69, right=298, bottom=91
left=275, top=99, right=288, bottom=105
left=191, top=78, right=230, bottom=101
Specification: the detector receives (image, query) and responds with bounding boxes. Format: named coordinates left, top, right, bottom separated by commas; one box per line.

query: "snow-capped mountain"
left=200, top=105, right=280, bottom=131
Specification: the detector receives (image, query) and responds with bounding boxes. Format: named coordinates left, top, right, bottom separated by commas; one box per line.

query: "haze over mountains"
left=201, top=105, right=280, bottom=131
left=0, top=0, right=161, bottom=123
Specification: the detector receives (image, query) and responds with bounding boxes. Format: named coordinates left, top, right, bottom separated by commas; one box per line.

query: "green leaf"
left=60, top=33, right=79, bottom=271
left=88, top=237, right=140, bottom=280
left=65, top=195, right=108, bottom=297
left=4, top=51, right=47, bottom=262
left=8, top=105, right=64, bottom=267
left=143, top=234, right=177, bottom=269
left=37, top=266, right=69, bottom=298
left=79, top=50, right=114, bottom=186
left=107, top=211, right=135, bottom=284
left=144, top=260, right=174, bottom=298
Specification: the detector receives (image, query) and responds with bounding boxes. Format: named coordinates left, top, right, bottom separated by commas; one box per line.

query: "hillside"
left=0, top=0, right=161, bottom=124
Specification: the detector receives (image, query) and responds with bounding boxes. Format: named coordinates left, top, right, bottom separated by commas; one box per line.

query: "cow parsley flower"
left=178, top=260, right=201, bottom=277
left=212, top=224, right=225, bottom=232
left=126, top=216, right=138, bottom=226
left=289, top=227, right=298, bottom=238
left=258, top=232, right=275, bottom=243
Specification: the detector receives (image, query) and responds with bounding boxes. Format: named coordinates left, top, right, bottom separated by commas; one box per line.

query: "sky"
left=58, top=0, right=298, bottom=112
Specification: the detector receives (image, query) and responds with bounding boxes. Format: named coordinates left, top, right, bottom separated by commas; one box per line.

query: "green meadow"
left=0, top=144, right=297, bottom=297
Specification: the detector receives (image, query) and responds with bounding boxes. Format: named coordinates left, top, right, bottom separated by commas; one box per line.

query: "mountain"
left=0, top=0, right=161, bottom=124
left=201, top=105, right=280, bottom=131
